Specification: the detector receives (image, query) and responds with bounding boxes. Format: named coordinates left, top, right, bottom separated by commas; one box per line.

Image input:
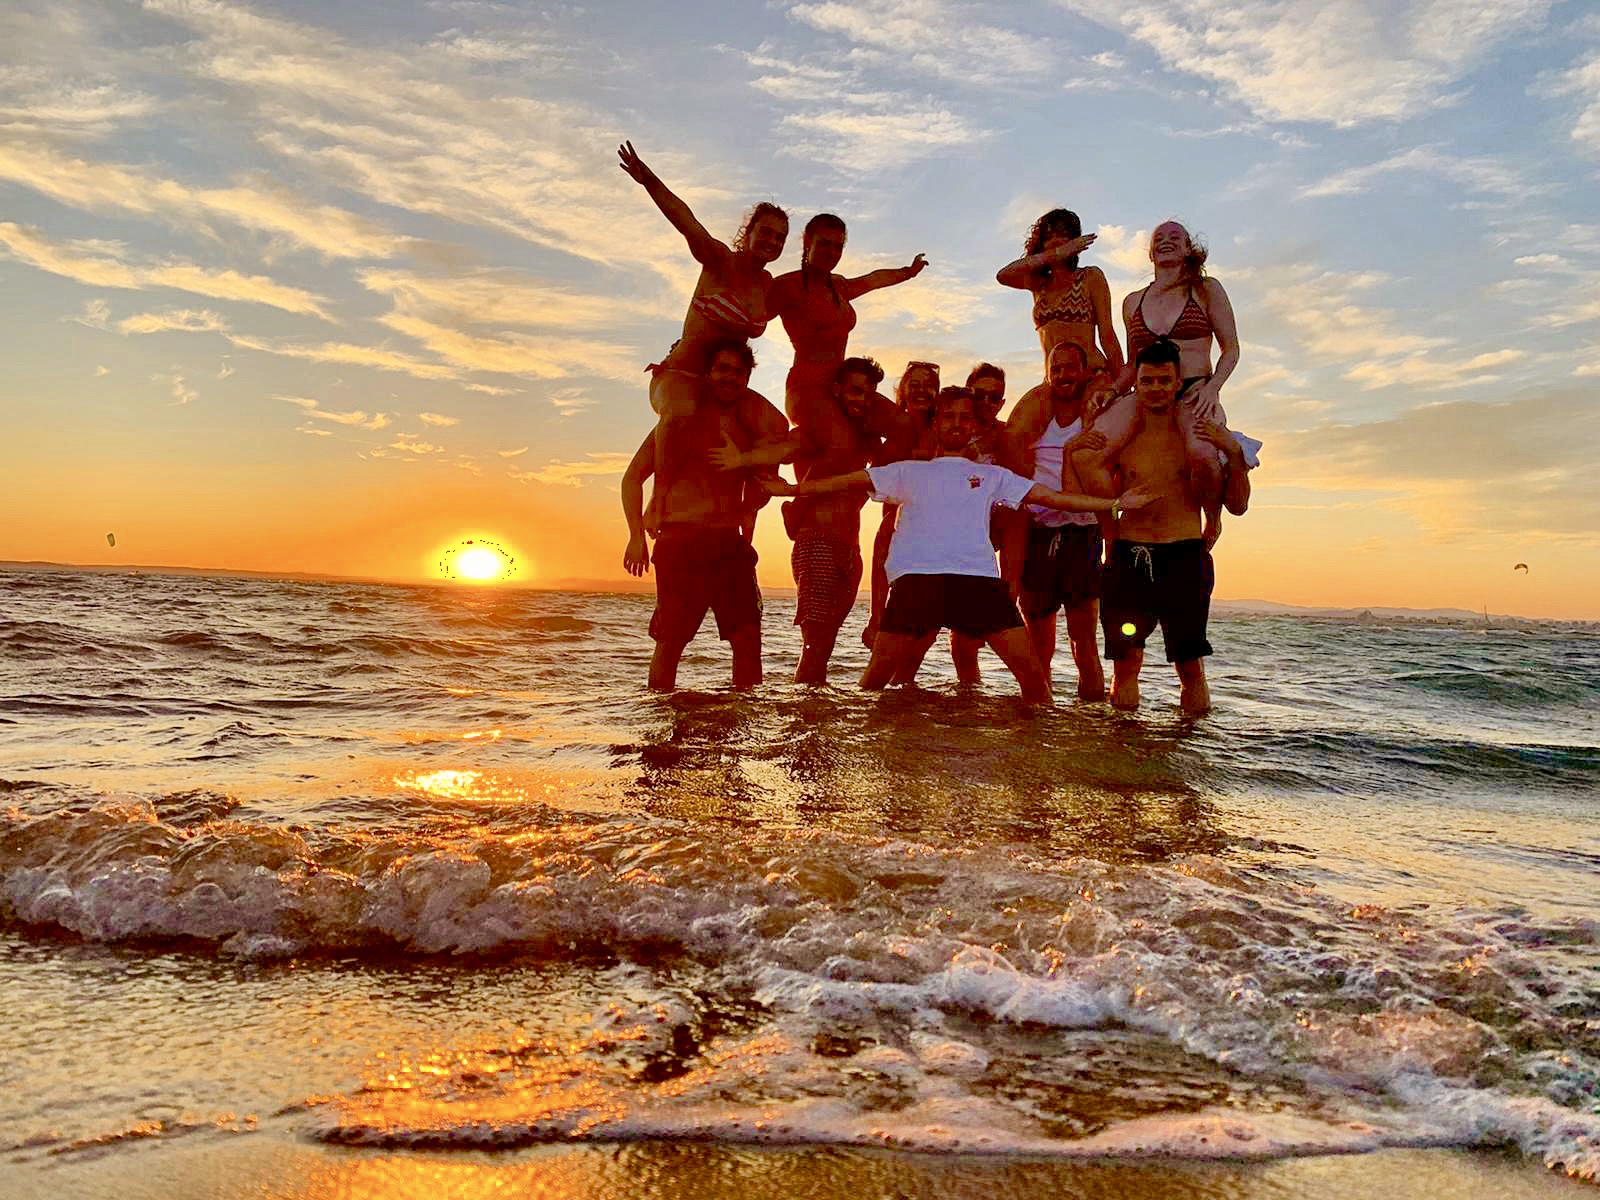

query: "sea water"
left=2, top=567, right=1597, bottom=1188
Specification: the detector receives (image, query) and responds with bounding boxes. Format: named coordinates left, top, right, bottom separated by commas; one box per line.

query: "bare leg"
left=649, top=365, right=698, bottom=416
left=1025, top=608, right=1057, bottom=672
left=1110, top=647, right=1143, bottom=710
left=1175, top=657, right=1210, bottom=715
left=729, top=625, right=762, bottom=690
left=892, top=631, right=938, bottom=684
left=795, top=621, right=841, bottom=685
left=862, top=631, right=921, bottom=690
left=1179, top=397, right=1226, bottom=548
left=1004, top=382, right=1053, bottom=448
left=950, top=631, right=982, bottom=684
left=1064, top=600, right=1105, bottom=701
left=864, top=511, right=894, bottom=648
left=984, top=627, right=1052, bottom=704
left=649, top=636, right=691, bottom=691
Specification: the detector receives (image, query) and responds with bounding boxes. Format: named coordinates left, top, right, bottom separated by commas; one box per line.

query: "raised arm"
left=1025, top=483, right=1154, bottom=514
left=621, top=431, right=656, bottom=576
left=840, top=254, right=928, bottom=301
left=617, top=141, right=730, bottom=269
left=1201, top=277, right=1239, bottom=398
left=995, top=233, right=1096, bottom=290
left=763, top=470, right=873, bottom=498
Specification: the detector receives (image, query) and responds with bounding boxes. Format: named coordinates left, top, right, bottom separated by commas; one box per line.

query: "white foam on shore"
left=5, top=800, right=1598, bottom=1178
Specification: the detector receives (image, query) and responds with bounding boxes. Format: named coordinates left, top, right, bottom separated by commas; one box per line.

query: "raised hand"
left=706, top=429, right=744, bottom=472
left=907, top=253, right=929, bottom=277
left=623, top=532, right=651, bottom=576
left=616, top=140, right=657, bottom=188
left=1054, top=233, right=1096, bottom=260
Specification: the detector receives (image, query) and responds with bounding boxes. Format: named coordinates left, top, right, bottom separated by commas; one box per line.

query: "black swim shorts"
left=1100, top=539, right=1213, bottom=663
left=649, top=525, right=762, bottom=645
left=1020, top=522, right=1103, bottom=620
left=792, top=534, right=862, bottom=631
left=880, top=573, right=1023, bottom=641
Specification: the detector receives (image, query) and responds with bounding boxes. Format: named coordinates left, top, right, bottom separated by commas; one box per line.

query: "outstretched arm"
left=621, top=432, right=656, bottom=576
left=763, top=470, right=873, bottom=498
left=617, top=141, right=730, bottom=269
left=840, top=254, right=928, bottom=301
left=1024, top=483, right=1154, bottom=514
left=995, top=234, right=1096, bottom=290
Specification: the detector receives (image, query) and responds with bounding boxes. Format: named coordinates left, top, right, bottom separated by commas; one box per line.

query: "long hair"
left=1024, top=208, right=1082, bottom=282
left=1152, top=219, right=1208, bottom=285
left=801, top=212, right=847, bottom=303
left=896, top=361, right=939, bottom=422
left=732, top=201, right=788, bottom=254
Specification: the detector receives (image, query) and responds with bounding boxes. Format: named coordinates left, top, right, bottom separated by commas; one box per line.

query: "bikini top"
left=690, top=291, right=767, bottom=339
left=1032, top=269, right=1095, bottom=328
left=776, top=274, right=857, bottom=354
left=1126, top=284, right=1213, bottom=358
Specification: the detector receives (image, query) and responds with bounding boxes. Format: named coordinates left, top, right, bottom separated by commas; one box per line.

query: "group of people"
left=616, top=142, right=1257, bottom=712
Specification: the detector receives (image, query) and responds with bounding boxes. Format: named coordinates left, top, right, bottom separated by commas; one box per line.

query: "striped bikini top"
left=690, top=291, right=767, bottom=339
left=1126, top=284, right=1213, bottom=358
left=1032, top=269, right=1095, bottom=328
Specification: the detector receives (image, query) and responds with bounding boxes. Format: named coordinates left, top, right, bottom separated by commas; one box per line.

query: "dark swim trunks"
left=649, top=525, right=762, bottom=645
left=791, top=534, right=862, bottom=630
left=1020, top=523, right=1103, bottom=620
left=1100, top=539, right=1213, bottom=663
left=881, top=573, right=1023, bottom=641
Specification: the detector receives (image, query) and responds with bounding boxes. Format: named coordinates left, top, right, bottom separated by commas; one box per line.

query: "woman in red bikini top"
left=768, top=213, right=928, bottom=416
left=995, top=208, right=1124, bottom=445
left=617, top=140, right=789, bottom=416
left=1118, top=220, right=1238, bottom=421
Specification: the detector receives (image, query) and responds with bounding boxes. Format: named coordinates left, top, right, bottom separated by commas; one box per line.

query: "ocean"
left=2, top=566, right=1598, bottom=1197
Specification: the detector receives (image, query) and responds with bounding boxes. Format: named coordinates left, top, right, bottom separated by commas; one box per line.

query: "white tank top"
left=1028, top=416, right=1097, bottom=528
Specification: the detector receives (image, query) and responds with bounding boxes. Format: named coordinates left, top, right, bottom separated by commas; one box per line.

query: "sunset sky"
left=3, top=0, right=1598, bottom=618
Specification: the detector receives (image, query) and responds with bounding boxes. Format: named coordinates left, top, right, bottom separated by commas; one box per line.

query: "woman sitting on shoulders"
left=996, top=208, right=1124, bottom=447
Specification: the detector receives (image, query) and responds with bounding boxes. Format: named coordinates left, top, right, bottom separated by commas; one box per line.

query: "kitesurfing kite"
left=1513, top=563, right=1528, bottom=572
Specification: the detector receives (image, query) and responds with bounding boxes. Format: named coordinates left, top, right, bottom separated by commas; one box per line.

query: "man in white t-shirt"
left=765, top=387, right=1151, bottom=703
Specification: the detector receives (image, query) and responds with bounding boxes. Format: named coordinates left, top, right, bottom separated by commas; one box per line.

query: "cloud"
left=0, top=221, right=331, bottom=317
left=0, top=78, right=159, bottom=138
left=548, top=388, right=592, bottom=416
left=1300, top=145, right=1542, bottom=200
left=71, top=297, right=112, bottom=330
left=358, top=268, right=670, bottom=330
left=93, top=365, right=109, bottom=377
left=508, top=452, right=633, bottom=486
left=0, top=141, right=404, bottom=260
left=1055, top=0, right=1554, bottom=125
left=497, top=446, right=530, bottom=458
left=788, top=0, right=1059, bottom=81
left=376, top=313, right=637, bottom=381
left=155, top=372, right=198, bottom=406
left=417, top=411, right=458, bottom=426
left=278, top=395, right=391, bottom=430
left=1273, top=387, right=1600, bottom=542
left=297, top=425, right=333, bottom=436
left=118, top=308, right=229, bottom=335
left=1544, top=49, right=1600, bottom=156
left=388, top=433, right=444, bottom=455
left=218, top=360, right=235, bottom=379
left=230, top=334, right=457, bottom=381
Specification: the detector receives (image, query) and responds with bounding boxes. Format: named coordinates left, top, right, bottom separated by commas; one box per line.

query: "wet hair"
left=1025, top=208, right=1083, bottom=280
left=1151, top=219, right=1208, bottom=285
left=1134, top=337, right=1182, bottom=373
left=966, top=362, right=1005, bottom=389
left=837, top=354, right=883, bottom=390
left=732, top=201, right=788, bottom=254
left=705, top=338, right=756, bottom=373
left=933, top=385, right=976, bottom=419
left=802, top=213, right=848, bottom=303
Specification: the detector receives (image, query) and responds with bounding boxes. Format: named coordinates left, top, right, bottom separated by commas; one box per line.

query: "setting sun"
left=437, top=537, right=518, bottom=583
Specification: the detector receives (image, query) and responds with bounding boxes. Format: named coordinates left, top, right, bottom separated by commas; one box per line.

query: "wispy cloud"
left=155, top=372, right=198, bottom=406
left=118, top=308, right=229, bottom=335
left=1056, top=0, right=1554, bottom=125
left=230, top=334, right=456, bottom=381
left=497, top=445, right=530, bottom=458
left=0, top=221, right=331, bottom=317
left=1300, top=145, right=1542, bottom=200
left=788, top=0, right=1060, bottom=81
left=278, top=395, right=391, bottom=430
left=418, top=411, right=458, bottom=427
left=508, top=452, right=632, bottom=486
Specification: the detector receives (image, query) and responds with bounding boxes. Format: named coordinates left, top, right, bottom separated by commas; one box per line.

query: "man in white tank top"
left=1006, top=342, right=1111, bottom=701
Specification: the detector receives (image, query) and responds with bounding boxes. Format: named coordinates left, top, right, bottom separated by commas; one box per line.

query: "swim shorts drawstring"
left=1132, top=545, right=1154, bottom=581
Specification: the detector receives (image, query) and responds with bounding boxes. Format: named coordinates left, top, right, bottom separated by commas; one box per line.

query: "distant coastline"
left=2, top=560, right=1586, bottom=625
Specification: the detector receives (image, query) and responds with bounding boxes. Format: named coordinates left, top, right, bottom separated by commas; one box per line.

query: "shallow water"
left=2, top=567, right=1597, bottom=1189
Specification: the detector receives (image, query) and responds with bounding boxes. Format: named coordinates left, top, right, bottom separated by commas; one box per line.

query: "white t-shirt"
left=867, top=458, right=1036, bottom=582
left=1027, top=416, right=1098, bottom=529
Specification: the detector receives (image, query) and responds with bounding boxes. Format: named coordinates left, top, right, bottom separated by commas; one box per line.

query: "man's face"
left=706, top=350, right=752, bottom=407
left=835, top=370, right=873, bottom=421
left=1048, top=346, right=1088, bottom=396
left=933, top=396, right=977, bottom=453
left=1134, top=362, right=1181, bottom=414
left=970, top=376, right=1004, bottom=428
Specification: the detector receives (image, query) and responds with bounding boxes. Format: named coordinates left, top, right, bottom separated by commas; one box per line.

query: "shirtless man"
left=1073, top=339, right=1251, bottom=714
left=764, top=387, right=1152, bottom=704
left=710, top=356, right=909, bottom=683
left=621, top=340, right=789, bottom=690
left=1006, top=343, right=1112, bottom=701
